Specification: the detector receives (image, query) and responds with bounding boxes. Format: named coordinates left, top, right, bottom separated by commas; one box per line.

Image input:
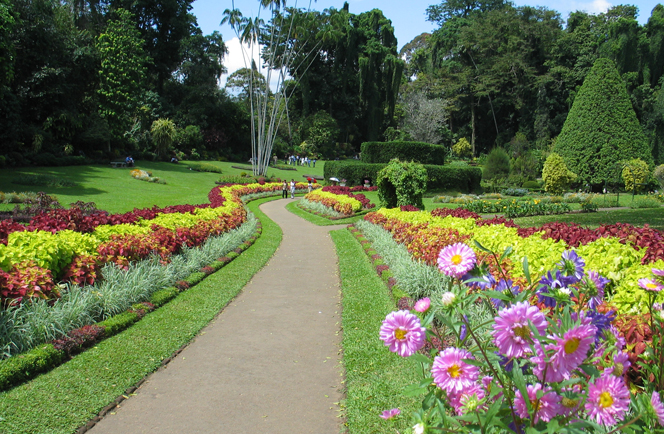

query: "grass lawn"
left=0, top=197, right=282, bottom=434
left=0, top=160, right=326, bottom=213
left=513, top=207, right=664, bottom=231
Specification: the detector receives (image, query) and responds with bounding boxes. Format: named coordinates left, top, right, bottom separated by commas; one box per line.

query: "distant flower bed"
left=131, top=168, right=165, bottom=184
left=304, top=186, right=375, bottom=216
left=463, top=198, right=571, bottom=218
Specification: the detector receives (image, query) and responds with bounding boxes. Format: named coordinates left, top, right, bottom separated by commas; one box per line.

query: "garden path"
left=88, top=198, right=347, bottom=434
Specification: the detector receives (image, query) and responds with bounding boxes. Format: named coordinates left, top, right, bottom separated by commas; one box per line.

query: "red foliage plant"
left=52, top=324, right=105, bottom=357
left=60, top=255, right=100, bottom=286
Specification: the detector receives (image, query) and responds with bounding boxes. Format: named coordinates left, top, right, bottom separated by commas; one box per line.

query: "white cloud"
left=220, top=36, right=286, bottom=92
left=566, top=0, right=613, bottom=15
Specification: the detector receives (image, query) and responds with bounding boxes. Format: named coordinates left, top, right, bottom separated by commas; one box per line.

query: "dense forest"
left=1, top=0, right=664, bottom=166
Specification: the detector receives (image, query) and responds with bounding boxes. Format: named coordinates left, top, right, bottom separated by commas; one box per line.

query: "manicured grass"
left=513, top=207, right=664, bottom=231
left=0, top=161, right=327, bottom=214
left=0, top=197, right=282, bottom=434
left=332, top=229, right=419, bottom=434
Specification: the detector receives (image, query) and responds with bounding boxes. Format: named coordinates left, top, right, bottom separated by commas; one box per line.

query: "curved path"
left=89, top=199, right=347, bottom=434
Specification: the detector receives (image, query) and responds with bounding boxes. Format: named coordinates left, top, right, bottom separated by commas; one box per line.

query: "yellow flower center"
left=394, top=328, right=407, bottom=340
left=451, top=254, right=463, bottom=265
left=647, top=283, right=659, bottom=290
left=564, top=337, right=580, bottom=354
left=530, top=400, right=541, bottom=412
left=561, top=397, right=578, bottom=408
left=447, top=364, right=462, bottom=378
left=599, top=391, right=614, bottom=408
left=513, top=325, right=531, bottom=341
left=613, top=363, right=624, bottom=377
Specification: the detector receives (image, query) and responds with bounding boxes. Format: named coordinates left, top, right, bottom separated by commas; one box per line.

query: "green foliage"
left=151, top=119, right=177, bottom=159
left=510, top=151, right=541, bottom=181
left=542, top=152, right=577, bottom=195
left=187, top=162, right=223, bottom=173
left=554, top=58, right=652, bottom=184
left=323, top=161, right=481, bottom=192
left=175, top=125, right=204, bottom=150
left=482, top=147, right=511, bottom=180
left=297, top=111, right=339, bottom=157
left=360, top=141, right=446, bottom=165
left=622, top=158, right=650, bottom=192
left=0, top=344, right=63, bottom=391
left=630, top=196, right=662, bottom=209
left=655, top=164, right=664, bottom=189
left=376, top=159, right=427, bottom=209
left=452, top=137, right=471, bottom=158
left=149, top=287, right=179, bottom=307
left=97, top=311, right=139, bottom=336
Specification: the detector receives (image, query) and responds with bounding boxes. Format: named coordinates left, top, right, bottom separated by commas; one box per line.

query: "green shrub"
left=542, top=152, right=577, bottom=195
left=482, top=147, right=510, bottom=181
left=621, top=158, right=650, bottom=192
left=522, top=180, right=541, bottom=189
left=360, top=141, right=445, bottom=165
left=324, top=161, right=481, bottom=192
left=377, top=159, right=427, bottom=209
left=580, top=201, right=599, bottom=213
left=553, top=58, right=652, bottom=185
left=0, top=344, right=63, bottom=391
left=591, top=195, right=620, bottom=208
left=452, top=138, right=471, bottom=158
left=655, top=164, right=664, bottom=189
left=97, top=311, right=139, bottom=336
left=630, top=197, right=662, bottom=209
left=149, top=287, right=179, bottom=307
left=187, top=162, right=223, bottom=173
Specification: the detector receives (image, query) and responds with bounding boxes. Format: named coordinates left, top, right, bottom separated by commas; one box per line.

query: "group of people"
left=282, top=179, right=314, bottom=199
left=285, top=155, right=316, bottom=167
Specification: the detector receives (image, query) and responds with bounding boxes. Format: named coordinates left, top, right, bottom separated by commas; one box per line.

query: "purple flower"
left=639, top=278, right=664, bottom=292
left=437, top=243, right=477, bottom=279
left=462, top=269, right=495, bottom=290
left=379, top=408, right=400, bottom=420
left=558, top=250, right=585, bottom=283
left=586, top=271, right=609, bottom=309
left=432, top=347, right=480, bottom=394
left=605, top=351, right=631, bottom=377
left=548, top=322, right=597, bottom=374
left=492, top=279, right=520, bottom=309
left=379, top=310, right=426, bottom=357
left=514, top=383, right=561, bottom=423
left=448, top=383, right=486, bottom=415
left=459, top=315, right=468, bottom=341
left=586, top=309, right=616, bottom=341
left=585, top=373, right=630, bottom=426
left=414, top=297, right=431, bottom=313
left=492, top=301, right=548, bottom=358
left=652, top=392, right=664, bottom=426
left=538, top=270, right=573, bottom=308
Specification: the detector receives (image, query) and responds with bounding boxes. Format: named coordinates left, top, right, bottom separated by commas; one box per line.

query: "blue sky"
left=193, top=0, right=662, bottom=85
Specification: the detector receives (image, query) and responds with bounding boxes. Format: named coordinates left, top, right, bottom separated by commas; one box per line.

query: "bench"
left=110, top=161, right=127, bottom=168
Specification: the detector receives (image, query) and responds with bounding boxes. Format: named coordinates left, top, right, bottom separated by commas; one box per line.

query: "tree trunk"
left=471, top=98, right=476, bottom=157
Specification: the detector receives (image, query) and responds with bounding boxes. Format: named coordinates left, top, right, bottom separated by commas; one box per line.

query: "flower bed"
left=304, top=186, right=375, bottom=216
left=462, top=198, right=571, bottom=218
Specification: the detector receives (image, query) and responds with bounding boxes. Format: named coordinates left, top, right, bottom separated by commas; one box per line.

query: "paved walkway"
left=89, top=199, right=347, bottom=434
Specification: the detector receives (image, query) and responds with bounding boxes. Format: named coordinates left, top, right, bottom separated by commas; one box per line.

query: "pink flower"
left=605, top=351, right=631, bottom=377
left=651, top=392, right=664, bottom=426
left=638, top=278, right=664, bottom=292
left=379, top=310, right=426, bottom=357
left=379, top=408, right=400, bottom=420
left=448, top=383, right=486, bottom=415
left=492, top=301, right=548, bottom=358
left=414, top=297, right=431, bottom=313
left=437, top=243, right=476, bottom=279
left=585, top=374, right=630, bottom=426
left=653, top=268, right=664, bottom=277
left=548, top=323, right=596, bottom=374
left=432, top=347, right=480, bottom=394
left=514, top=383, right=561, bottom=423
left=532, top=343, right=567, bottom=383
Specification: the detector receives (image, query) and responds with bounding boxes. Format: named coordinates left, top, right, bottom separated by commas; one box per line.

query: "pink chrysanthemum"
left=549, top=323, right=596, bottom=374
left=448, top=383, right=486, bottom=415
left=605, top=351, right=631, bottom=377
left=638, top=278, right=664, bottom=292
left=514, top=383, right=561, bottom=423
left=651, top=392, right=664, bottom=426
left=653, top=268, right=664, bottom=277
left=492, top=301, right=548, bottom=358
left=379, top=310, right=426, bottom=357
left=432, top=347, right=480, bottom=394
left=379, top=408, right=401, bottom=420
left=437, top=243, right=476, bottom=279
left=532, top=343, right=567, bottom=383
left=414, top=297, right=431, bottom=313
left=585, top=374, right=630, bottom=426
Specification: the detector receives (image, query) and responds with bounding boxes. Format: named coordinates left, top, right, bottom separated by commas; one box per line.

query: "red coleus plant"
left=60, top=255, right=100, bottom=286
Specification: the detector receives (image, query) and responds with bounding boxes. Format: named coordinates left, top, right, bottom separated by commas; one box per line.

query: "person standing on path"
left=307, top=179, right=313, bottom=193
left=290, top=179, right=296, bottom=199
left=282, top=180, right=288, bottom=199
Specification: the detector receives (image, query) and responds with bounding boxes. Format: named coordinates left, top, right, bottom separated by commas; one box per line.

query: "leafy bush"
left=481, top=147, right=510, bottom=180
left=655, top=164, right=664, bottom=189
left=360, top=141, right=446, bottom=165
left=580, top=200, right=599, bottom=212
left=510, top=151, right=541, bottom=181
left=451, top=138, right=471, bottom=158
left=622, top=158, right=650, bottom=192
left=500, top=188, right=528, bottom=197
left=324, top=161, right=481, bottom=192
left=542, top=152, right=577, bottom=194
left=187, top=162, right=223, bottom=173
left=462, top=198, right=571, bottom=218
left=522, top=180, right=540, bottom=189
left=377, top=159, right=427, bottom=209
left=12, top=174, right=77, bottom=188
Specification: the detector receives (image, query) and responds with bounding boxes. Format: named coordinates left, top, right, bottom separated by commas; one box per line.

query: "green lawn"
left=0, top=160, right=326, bottom=213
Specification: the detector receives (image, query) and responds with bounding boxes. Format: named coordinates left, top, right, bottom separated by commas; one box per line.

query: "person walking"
left=290, top=179, right=296, bottom=199
left=282, top=180, right=288, bottom=199
left=307, top=179, right=313, bottom=193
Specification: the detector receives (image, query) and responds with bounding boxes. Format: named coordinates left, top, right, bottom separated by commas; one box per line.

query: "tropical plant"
left=151, top=119, right=177, bottom=159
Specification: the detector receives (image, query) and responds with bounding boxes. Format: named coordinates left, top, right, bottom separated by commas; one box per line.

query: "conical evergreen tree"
left=553, top=58, right=652, bottom=185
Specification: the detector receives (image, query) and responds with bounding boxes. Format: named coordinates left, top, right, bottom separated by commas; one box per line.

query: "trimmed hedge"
left=324, top=161, right=481, bottom=193
left=360, top=141, right=446, bottom=165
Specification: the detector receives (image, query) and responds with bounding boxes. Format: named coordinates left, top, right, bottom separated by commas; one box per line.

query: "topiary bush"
left=452, top=138, right=471, bottom=158
left=376, top=159, right=427, bottom=209
left=542, top=152, right=577, bottom=195
left=621, top=158, right=650, bottom=192
left=482, top=147, right=510, bottom=181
